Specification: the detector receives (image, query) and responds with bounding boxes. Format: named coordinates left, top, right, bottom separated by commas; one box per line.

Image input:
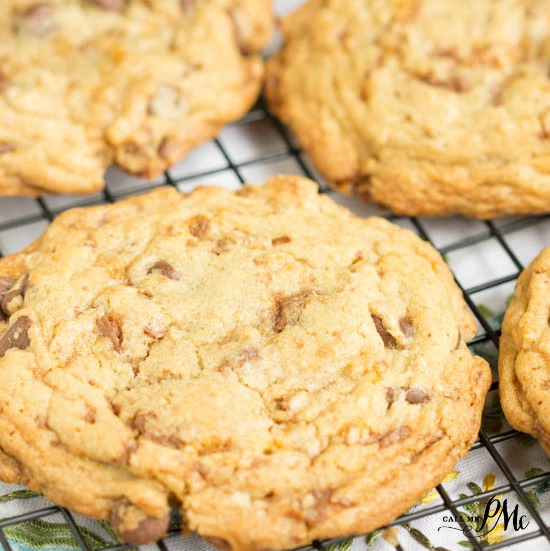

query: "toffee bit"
left=97, top=315, right=122, bottom=352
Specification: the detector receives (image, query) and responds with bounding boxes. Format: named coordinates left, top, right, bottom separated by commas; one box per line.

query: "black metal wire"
left=0, top=97, right=549, bottom=551
left=0, top=530, right=12, bottom=551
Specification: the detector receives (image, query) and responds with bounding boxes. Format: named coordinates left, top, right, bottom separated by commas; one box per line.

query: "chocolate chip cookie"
left=266, top=0, right=550, bottom=218
left=0, top=176, right=491, bottom=549
left=0, top=0, right=272, bottom=196
left=499, top=247, right=550, bottom=454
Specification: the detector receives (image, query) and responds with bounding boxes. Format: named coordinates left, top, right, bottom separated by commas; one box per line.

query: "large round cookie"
left=266, top=0, right=550, bottom=219
left=0, top=176, right=490, bottom=550
left=499, top=247, right=550, bottom=454
left=0, top=0, right=272, bottom=196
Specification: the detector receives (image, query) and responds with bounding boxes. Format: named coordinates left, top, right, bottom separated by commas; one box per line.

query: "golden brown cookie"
left=266, top=0, right=550, bottom=218
left=0, top=0, right=272, bottom=196
left=0, top=176, right=490, bottom=549
left=499, top=247, right=550, bottom=454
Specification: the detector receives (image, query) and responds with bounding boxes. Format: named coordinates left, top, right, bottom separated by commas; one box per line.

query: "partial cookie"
left=499, top=247, right=550, bottom=454
left=0, top=0, right=272, bottom=196
left=266, top=0, right=550, bottom=218
left=0, top=176, right=490, bottom=550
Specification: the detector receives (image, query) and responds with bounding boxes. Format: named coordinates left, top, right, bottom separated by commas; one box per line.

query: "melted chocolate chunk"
left=405, top=389, right=430, bottom=404
left=399, top=316, right=414, bottom=338
left=110, top=499, right=169, bottom=544
left=1, top=275, right=29, bottom=317
left=379, top=426, right=410, bottom=448
left=97, top=315, right=122, bottom=352
left=371, top=315, right=397, bottom=348
left=274, top=291, right=312, bottom=333
left=147, top=260, right=179, bottom=280
left=0, top=316, right=32, bottom=357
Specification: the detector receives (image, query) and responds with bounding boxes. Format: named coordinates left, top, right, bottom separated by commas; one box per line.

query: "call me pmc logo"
left=438, top=496, right=530, bottom=539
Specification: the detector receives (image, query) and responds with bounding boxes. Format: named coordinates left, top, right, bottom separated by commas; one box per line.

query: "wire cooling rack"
left=1, top=2, right=550, bottom=550
left=0, top=94, right=549, bottom=551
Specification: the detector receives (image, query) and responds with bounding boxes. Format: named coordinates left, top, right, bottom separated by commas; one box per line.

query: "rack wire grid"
left=0, top=94, right=549, bottom=551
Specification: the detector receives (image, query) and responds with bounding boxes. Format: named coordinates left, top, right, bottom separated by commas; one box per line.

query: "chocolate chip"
left=90, top=0, right=127, bottom=12
left=386, top=388, right=396, bottom=406
left=379, top=426, right=410, bottom=448
left=0, top=316, right=32, bottom=357
left=399, top=316, right=414, bottom=338
left=0, top=143, right=15, bottom=155
left=110, top=499, right=169, bottom=544
left=18, top=3, right=55, bottom=36
left=147, top=260, right=179, bottom=280
left=406, top=389, right=430, bottom=404
left=274, top=291, right=312, bottom=333
left=272, top=235, right=291, bottom=246
left=371, top=315, right=397, bottom=348
left=97, top=315, right=122, bottom=352
left=189, top=215, right=210, bottom=239
left=1, top=275, right=29, bottom=317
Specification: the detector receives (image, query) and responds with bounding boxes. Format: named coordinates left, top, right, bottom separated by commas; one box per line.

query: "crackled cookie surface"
left=266, top=0, right=550, bottom=218
left=0, top=0, right=272, bottom=196
left=0, top=176, right=490, bottom=550
left=500, top=247, right=550, bottom=454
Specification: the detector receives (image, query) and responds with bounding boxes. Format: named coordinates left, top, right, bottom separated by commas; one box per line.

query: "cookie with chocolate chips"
left=0, top=0, right=272, bottom=196
left=0, top=176, right=490, bottom=549
left=499, top=247, right=550, bottom=454
left=266, top=0, right=550, bottom=218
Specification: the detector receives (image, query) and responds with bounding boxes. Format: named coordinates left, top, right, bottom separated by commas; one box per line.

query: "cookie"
left=0, top=175, right=491, bottom=550
left=499, top=247, right=550, bottom=454
left=266, top=0, right=550, bottom=219
left=0, top=0, right=272, bottom=196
